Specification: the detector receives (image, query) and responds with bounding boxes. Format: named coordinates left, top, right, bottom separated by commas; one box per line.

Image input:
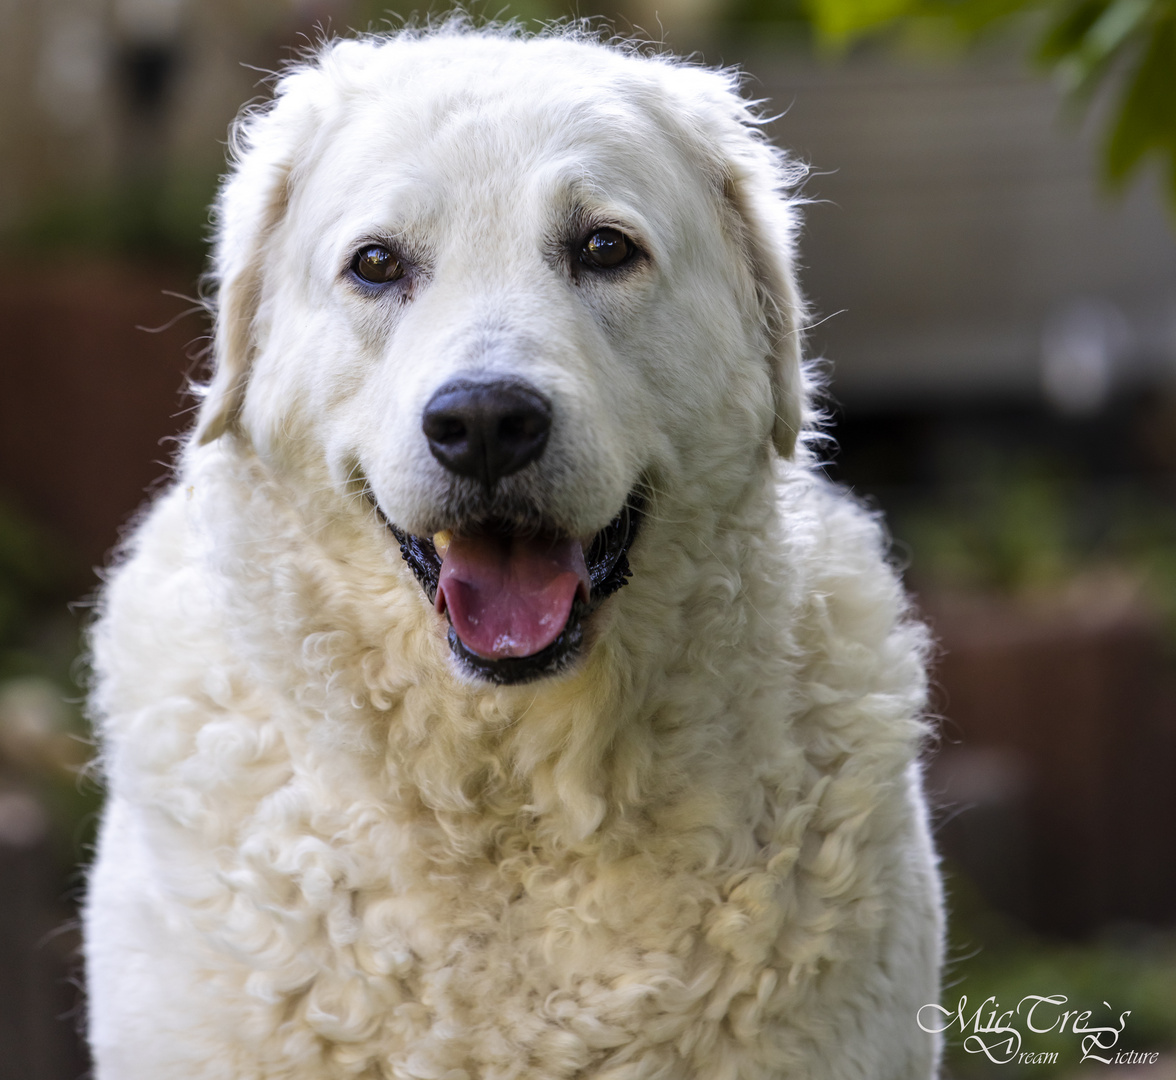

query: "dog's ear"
left=719, top=150, right=808, bottom=460
left=649, top=70, right=809, bottom=460
left=193, top=74, right=323, bottom=445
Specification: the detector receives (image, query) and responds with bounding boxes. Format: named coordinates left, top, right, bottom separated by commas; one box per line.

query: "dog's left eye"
left=579, top=229, right=636, bottom=269
left=351, top=245, right=405, bottom=285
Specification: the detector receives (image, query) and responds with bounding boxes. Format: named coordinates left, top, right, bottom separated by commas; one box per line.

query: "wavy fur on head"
left=84, top=22, right=943, bottom=1080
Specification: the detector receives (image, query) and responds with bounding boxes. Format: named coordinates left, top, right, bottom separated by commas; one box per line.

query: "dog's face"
left=195, top=33, right=806, bottom=684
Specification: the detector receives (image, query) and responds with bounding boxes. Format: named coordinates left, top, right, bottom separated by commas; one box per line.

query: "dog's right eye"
left=351, top=245, right=405, bottom=285
left=578, top=229, right=636, bottom=270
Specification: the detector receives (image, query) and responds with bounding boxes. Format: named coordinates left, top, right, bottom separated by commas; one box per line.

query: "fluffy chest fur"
left=89, top=455, right=937, bottom=1079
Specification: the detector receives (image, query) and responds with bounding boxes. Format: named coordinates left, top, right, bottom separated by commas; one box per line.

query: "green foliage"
left=944, top=872, right=1176, bottom=1076
left=891, top=453, right=1176, bottom=647
left=796, top=0, right=1176, bottom=213
left=0, top=498, right=77, bottom=663
left=945, top=936, right=1176, bottom=1075
left=1103, top=10, right=1176, bottom=196
left=898, top=461, right=1077, bottom=593
left=10, top=172, right=218, bottom=262
left=0, top=498, right=98, bottom=865
left=806, top=0, right=917, bottom=39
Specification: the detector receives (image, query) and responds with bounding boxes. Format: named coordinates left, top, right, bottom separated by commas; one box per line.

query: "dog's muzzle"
left=376, top=375, right=642, bottom=684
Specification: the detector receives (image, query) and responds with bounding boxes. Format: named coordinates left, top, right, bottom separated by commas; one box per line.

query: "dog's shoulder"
left=89, top=447, right=269, bottom=765
left=767, top=468, right=931, bottom=754
left=776, top=468, right=924, bottom=646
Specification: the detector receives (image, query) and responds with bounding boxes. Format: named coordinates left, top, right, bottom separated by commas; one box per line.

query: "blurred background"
left=1, top=0, right=1175, bottom=1076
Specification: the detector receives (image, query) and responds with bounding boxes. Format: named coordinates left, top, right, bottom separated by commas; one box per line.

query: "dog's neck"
left=192, top=441, right=799, bottom=856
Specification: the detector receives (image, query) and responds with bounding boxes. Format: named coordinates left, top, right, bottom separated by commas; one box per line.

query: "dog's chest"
left=206, top=791, right=775, bottom=1077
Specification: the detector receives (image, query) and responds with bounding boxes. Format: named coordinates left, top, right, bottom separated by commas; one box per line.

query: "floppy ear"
left=649, top=67, right=809, bottom=459
left=720, top=151, right=808, bottom=460
left=193, top=73, right=323, bottom=445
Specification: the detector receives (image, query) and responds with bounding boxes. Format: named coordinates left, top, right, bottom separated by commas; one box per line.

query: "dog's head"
left=193, top=27, right=808, bottom=685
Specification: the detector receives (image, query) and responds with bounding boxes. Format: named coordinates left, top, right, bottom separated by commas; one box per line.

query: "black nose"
left=422, top=379, right=553, bottom=487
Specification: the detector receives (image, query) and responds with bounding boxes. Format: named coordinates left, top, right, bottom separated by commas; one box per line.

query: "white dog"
left=84, top=25, right=943, bottom=1079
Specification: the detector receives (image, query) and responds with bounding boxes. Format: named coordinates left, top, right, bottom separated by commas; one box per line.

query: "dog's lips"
left=434, top=531, right=591, bottom=660
left=382, top=495, right=643, bottom=684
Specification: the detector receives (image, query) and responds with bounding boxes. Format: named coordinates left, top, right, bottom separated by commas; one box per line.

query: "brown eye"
left=351, top=244, right=404, bottom=284
left=579, top=228, right=635, bottom=269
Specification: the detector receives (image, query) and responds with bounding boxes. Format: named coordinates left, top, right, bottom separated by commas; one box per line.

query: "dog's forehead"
left=280, top=41, right=742, bottom=296
left=317, top=53, right=715, bottom=225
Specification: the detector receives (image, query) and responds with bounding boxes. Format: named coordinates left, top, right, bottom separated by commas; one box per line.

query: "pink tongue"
left=436, top=532, right=590, bottom=660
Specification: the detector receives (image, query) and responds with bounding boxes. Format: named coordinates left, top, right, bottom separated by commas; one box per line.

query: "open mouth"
left=383, top=496, right=643, bottom=685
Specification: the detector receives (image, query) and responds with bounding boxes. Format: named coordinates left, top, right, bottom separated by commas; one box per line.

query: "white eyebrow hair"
left=532, top=161, right=661, bottom=243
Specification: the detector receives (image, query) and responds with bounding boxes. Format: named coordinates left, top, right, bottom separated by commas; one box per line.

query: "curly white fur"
left=84, top=25, right=943, bottom=1080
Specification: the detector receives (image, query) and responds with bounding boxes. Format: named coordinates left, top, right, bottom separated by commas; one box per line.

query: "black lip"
left=383, top=496, right=644, bottom=685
